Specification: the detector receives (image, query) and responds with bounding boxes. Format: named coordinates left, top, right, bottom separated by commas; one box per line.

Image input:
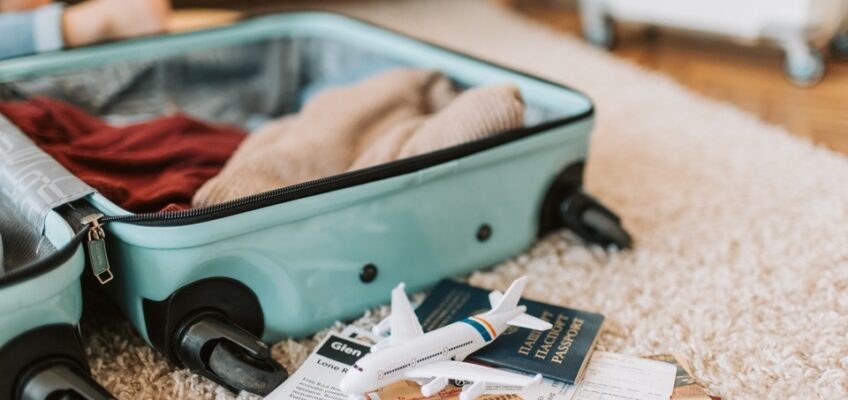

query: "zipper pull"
left=81, top=213, right=113, bottom=285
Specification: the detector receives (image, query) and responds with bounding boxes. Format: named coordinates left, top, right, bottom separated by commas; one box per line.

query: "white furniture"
left=578, top=0, right=848, bottom=85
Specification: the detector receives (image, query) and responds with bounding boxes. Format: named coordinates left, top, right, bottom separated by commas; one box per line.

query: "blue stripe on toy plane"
left=460, top=318, right=493, bottom=342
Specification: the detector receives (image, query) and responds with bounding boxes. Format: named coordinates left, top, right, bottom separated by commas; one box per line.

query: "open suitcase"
left=0, top=199, right=113, bottom=400
left=0, top=12, right=630, bottom=395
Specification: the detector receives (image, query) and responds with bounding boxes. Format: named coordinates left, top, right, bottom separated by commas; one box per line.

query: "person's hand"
left=0, top=0, right=51, bottom=12
left=62, top=0, right=171, bottom=48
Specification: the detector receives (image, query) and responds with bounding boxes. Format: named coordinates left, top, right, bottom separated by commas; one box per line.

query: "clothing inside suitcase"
left=0, top=35, right=571, bottom=248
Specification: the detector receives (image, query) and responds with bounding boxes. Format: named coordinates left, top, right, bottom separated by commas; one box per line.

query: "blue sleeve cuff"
left=32, top=3, right=66, bottom=53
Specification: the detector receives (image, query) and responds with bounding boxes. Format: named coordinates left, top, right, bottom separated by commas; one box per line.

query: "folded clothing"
left=193, top=69, right=524, bottom=207
left=0, top=97, right=247, bottom=213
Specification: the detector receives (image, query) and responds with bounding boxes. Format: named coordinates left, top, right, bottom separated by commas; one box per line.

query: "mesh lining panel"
left=0, top=200, right=55, bottom=274
left=1, top=37, right=560, bottom=128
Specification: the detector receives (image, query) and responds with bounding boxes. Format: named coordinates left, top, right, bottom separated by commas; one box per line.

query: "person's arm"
left=0, top=3, right=64, bottom=60
left=62, top=0, right=170, bottom=48
left=0, top=0, right=169, bottom=61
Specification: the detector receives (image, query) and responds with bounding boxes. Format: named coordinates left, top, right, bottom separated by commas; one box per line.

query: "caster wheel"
left=208, top=341, right=287, bottom=396
left=560, top=192, right=632, bottom=249
left=19, top=363, right=113, bottom=400
left=784, top=49, right=825, bottom=87
left=174, top=313, right=288, bottom=395
left=579, top=208, right=632, bottom=249
left=830, top=31, right=848, bottom=61
left=583, top=16, right=616, bottom=50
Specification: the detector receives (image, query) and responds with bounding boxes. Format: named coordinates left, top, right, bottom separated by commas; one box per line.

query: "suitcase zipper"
left=81, top=213, right=113, bottom=285
left=98, top=167, right=388, bottom=226
left=94, top=109, right=592, bottom=228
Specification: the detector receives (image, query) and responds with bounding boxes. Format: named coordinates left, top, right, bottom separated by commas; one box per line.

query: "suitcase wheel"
left=1, top=325, right=112, bottom=400
left=18, top=362, right=114, bottom=400
left=539, top=162, right=632, bottom=249
left=831, top=31, right=848, bottom=61
left=207, top=340, right=288, bottom=395
left=582, top=12, right=616, bottom=50
left=783, top=42, right=825, bottom=87
left=174, top=312, right=287, bottom=395
left=560, top=192, right=632, bottom=249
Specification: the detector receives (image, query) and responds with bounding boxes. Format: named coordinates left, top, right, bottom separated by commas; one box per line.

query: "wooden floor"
left=507, top=0, right=848, bottom=155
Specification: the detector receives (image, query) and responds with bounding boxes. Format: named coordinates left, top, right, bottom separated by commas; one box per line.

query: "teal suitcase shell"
left=0, top=206, right=113, bottom=399
left=0, top=12, right=629, bottom=395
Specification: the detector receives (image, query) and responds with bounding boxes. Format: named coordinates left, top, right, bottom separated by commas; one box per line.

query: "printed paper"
left=573, top=352, right=676, bottom=400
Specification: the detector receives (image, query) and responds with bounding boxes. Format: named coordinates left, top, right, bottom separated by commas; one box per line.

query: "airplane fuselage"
left=341, top=307, right=524, bottom=394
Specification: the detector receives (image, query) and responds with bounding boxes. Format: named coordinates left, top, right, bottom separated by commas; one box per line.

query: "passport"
left=415, top=279, right=604, bottom=385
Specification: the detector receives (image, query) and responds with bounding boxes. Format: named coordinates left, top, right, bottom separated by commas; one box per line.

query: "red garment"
left=0, top=97, right=246, bottom=213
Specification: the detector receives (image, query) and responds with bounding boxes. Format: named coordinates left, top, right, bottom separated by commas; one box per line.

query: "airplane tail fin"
left=487, top=276, right=553, bottom=331
left=488, top=276, right=527, bottom=314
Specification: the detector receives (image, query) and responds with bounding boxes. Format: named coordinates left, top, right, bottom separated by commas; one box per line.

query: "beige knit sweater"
left=192, top=69, right=524, bottom=207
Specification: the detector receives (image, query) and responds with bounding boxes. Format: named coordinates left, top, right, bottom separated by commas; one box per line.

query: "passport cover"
left=415, top=279, right=604, bottom=385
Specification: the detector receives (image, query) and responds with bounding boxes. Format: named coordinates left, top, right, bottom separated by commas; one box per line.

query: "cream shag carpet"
left=84, top=1, right=848, bottom=399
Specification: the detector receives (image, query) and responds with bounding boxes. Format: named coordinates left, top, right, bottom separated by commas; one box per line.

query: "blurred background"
left=165, top=0, right=848, bottom=153
left=507, top=0, right=848, bottom=154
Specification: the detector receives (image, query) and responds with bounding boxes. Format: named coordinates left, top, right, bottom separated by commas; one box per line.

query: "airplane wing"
left=405, top=360, right=542, bottom=387
left=389, top=283, right=423, bottom=344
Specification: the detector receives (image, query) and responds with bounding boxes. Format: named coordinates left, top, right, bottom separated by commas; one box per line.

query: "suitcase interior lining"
left=0, top=36, right=563, bottom=131
left=0, top=35, right=568, bottom=229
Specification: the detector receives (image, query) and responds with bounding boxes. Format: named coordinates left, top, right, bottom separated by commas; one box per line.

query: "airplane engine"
left=420, top=377, right=448, bottom=396
left=459, top=381, right=484, bottom=400
left=370, top=338, right=391, bottom=353
left=372, top=317, right=391, bottom=336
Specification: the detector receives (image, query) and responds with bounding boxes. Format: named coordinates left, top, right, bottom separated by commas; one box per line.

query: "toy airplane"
left=339, top=276, right=553, bottom=400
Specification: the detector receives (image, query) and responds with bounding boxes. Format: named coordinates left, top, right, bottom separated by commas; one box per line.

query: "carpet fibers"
left=84, top=1, right=848, bottom=399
